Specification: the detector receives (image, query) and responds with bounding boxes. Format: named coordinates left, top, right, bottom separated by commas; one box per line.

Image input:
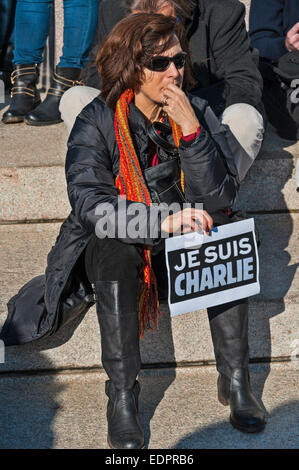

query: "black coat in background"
left=249, top=0, right=299, bottom=139
left=81, top=0, right=263, bottom=114
left=249, top=0, right=299, bottom=62
left=0, top=94, right=250, bottom=346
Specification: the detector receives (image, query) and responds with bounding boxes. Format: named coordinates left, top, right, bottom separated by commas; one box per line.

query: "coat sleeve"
left=209, top=0, right=263, bottom=109
left=65, top=105, right=167, bottom=245
left=249, top=0, right=287, bottom=61
left=179, top=101, right=242, bottom=213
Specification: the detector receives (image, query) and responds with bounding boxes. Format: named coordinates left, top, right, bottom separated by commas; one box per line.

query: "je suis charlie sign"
left=165, top=218, right=260, bottom=316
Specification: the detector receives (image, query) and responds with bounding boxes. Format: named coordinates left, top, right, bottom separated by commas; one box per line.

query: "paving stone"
left=0, top=362, right=297, bottom=449
left=0, top=166, right=70, bottom=221
left=235, top=157, right=298, bottom=212
left=0, top=156, right=298, bottom=221
left=0, top=97, right=68, bottom=169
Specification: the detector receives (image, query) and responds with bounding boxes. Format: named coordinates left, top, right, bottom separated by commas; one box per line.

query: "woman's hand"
left=162, top=83, right=200, bottom=136
left=161, top=207, right=214, bottom=235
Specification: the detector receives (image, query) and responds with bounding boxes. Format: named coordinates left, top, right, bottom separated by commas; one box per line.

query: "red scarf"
left=114, top=89, right=182, bottom=337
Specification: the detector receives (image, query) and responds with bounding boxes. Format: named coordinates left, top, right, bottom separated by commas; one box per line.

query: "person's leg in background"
left=193, top=82, right=265, bottom=182
left=0, top=0, right=17, bottom=92
left=59, top=85, right=100, bottom=134
left=262, top=78, right=299, bottom=140
left=26, top=0, right=99, bottom=126
left=220, top=103, right=264, bottom=181
left=13, top=0, right=52, bottom=65
left=84, top=236, right=145, bottom=449
left=260, top=60, right=299, bottom=193
left=0, top=0, right=16, bottom=55
left=2, top=0, right=99, bottom=125
left=259, top=60, right=299, bottom=141
left=2, top=0, right=52, bottom=123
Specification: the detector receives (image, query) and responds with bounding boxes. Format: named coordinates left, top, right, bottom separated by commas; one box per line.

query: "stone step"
left=0, top=130, right=298, bottom=221
left=1, top=101, right=299, bottom=209
left=1, top=298, right=296, bottom=373
left=0, top=362, right=297, bottom=449
left=0, top=117, right=67, bottom=169
left=0, top=154, right=298, bottom=222
left=1, top=112, right=298, bottom=169
left=1, top=95, right=299, bottom=218
left=0, top=214, right=297, bottom=372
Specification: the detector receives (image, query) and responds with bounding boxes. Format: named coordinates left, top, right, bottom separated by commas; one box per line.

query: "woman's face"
left=138, top=39, right=184, bottom=105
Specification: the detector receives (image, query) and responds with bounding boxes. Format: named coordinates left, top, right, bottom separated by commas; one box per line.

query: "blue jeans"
left=13, top=0, right=99, bottom=68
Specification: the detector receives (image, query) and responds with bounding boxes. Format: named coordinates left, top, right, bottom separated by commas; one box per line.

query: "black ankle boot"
left=2, top=63, right=41, bottom=124
left=25, top=66, right=82, bottom=126
left=106, top=380, right=144, bottom=449
left=93, top=279, right=144, bottom=449
left=218, top=368, right=266, bottom=433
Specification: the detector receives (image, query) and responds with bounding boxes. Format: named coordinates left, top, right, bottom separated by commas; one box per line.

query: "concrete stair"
left=0, top=100, right=298, bottom=373
left=0, top=362, right=297, bottom=449
left=0, top=0, right=298, bottom=448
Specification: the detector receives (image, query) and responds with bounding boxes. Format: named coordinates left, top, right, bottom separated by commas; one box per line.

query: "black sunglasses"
left=146, top=52, right=187, bottom=72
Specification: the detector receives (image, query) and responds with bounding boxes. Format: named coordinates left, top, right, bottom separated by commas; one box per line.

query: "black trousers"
left=85, top=235, right=249, bottom=380
left=259, top=60, right=299, bottom=140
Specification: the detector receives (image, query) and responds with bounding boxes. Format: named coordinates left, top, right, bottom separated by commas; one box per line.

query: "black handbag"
left=143, top=122, right=186, bottom=205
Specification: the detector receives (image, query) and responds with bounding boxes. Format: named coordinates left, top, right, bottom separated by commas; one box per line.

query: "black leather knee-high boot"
left=2, top=63, right=41, bottom=123
left=93, top=278, right=144, bottom=449
left=208, top=300, right=266, bottom=433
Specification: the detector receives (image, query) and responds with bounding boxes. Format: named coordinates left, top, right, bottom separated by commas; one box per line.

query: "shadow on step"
left=172, top=397, right=299, bottom=449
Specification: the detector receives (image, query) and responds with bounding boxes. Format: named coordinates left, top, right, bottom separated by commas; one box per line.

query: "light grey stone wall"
left=55, top=1, right=64, bottom=65
left=243, top=0, right=251, bottom=28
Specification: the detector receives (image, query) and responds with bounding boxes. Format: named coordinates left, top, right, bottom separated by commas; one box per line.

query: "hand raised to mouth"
left=162, top=83, right=200, bottom=136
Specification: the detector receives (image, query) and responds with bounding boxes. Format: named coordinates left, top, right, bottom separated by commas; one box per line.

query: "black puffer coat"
left=0, top=94, right=250, bottom=346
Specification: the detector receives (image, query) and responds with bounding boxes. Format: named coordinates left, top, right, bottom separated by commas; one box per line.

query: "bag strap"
left=147, top=122, right=179, bottom=154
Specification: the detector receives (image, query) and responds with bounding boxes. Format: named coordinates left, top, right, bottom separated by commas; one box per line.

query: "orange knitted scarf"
left=114, top=89, right=182, bottom=337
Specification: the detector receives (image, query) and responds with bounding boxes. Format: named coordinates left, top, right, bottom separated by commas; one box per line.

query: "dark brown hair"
left=96, top=13, right=183, bottom=109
